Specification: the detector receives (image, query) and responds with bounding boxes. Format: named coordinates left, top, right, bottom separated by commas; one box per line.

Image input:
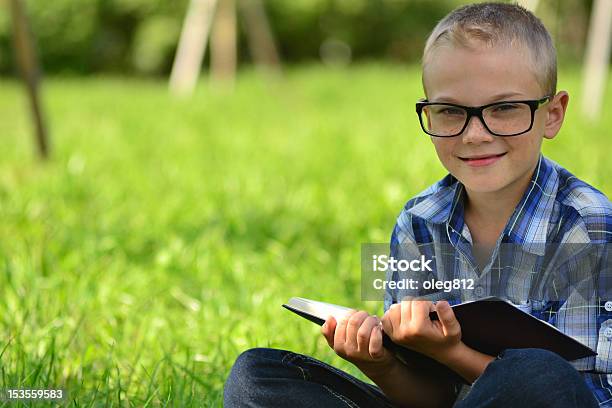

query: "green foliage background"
left=0, top=0, right=595, bottom=75
left=0, top=64, right=610, bottom=405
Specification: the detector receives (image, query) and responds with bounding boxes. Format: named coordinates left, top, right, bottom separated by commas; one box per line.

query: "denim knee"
left=498, top=348, right=581, bottom=386
left=481, top=348, right=597, bottom=407
left=224, top=347, right=290, bottom=405
left=230, top=348, right=286, bottom=377
left=225, top=348, right=285, bottom=387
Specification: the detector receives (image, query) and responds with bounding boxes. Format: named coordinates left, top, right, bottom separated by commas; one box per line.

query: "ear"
left=543, top=91, right=569, bottom=140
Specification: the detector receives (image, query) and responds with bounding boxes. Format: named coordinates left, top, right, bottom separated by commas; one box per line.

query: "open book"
left=283, top=296, right=596, bottom=381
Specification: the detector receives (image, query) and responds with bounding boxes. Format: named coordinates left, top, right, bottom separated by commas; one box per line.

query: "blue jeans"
left=224, top=347, right=599, bottom=407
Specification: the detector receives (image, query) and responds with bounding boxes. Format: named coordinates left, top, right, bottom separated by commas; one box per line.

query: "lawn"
left=1, top=64, right=610, bottom=406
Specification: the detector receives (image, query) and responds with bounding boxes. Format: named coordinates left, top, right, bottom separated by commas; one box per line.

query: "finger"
left=411, top=300, right=433, bottom=329
left=382, top=303, right=400, bottom=336
left=369, top=322, right=385, bottom=359
left=435, top=301, right=460, bottom=337
left=321, top=316, right=337, bottom=348
left=346, top=311, right=369, bottom=351
left=334, top=312, right=351, bottom=348
left=390, top=303, right=402, bottom=333
left=400, top=299, right=412, bottom=327
left=381, top=313, right=392, bottom=337
left=356, top=316, right=380, bottom=352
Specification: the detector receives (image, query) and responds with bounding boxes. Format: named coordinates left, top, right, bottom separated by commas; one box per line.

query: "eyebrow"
left=432, top=92, right=526, bottom=104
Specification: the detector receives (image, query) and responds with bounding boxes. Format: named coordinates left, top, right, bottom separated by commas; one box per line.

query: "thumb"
left=435, top=301, right=460, bottom=337
left=321, top=316, right=337, bottom=348
left=369, top=323, right=385, bottom=359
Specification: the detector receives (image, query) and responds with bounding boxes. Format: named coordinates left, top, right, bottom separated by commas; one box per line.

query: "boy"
left=224, top=3, right=612, bottom=407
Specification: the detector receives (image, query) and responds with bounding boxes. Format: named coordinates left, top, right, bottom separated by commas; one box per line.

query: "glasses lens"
left=421, top=104, right=467, bottom=136
left=483, top=102, right=532, bottom=136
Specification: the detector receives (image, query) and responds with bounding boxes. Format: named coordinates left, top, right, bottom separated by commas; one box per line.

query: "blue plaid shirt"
left=384, top=154, right=612, bottom=406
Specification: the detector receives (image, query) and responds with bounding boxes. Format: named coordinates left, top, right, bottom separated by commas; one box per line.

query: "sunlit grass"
left=0, top=64, right=610, bottom=406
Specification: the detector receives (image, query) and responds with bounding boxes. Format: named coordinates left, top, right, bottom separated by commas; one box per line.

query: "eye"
left=491, top=103, right=519, bottom=112
left=437, top=107, right=464, bottom=116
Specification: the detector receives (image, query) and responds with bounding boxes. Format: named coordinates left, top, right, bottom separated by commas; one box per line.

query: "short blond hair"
left=422, top=2, right=556, bottom=96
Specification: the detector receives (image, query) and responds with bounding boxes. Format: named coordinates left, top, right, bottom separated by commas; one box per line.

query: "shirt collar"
left=407, top=155, right=559, bottom=255
left=407, top=174, right=463, bottom=225
left=503, top=155, right=559, bottom=255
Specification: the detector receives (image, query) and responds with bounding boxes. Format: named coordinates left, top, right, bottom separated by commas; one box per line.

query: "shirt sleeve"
left=544, top=243, right=612, bottom=373
left=595, top=243, right=612, bottom=373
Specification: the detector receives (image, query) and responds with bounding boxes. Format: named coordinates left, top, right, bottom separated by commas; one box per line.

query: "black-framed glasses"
left=415, top=96, right=552, bottom=137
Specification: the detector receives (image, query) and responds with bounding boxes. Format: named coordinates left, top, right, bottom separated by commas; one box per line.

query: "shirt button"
left=604, top=328, right=612, bottom=339
left=604, top=301, right=612, bottom=312
left=475, top=286, right=485, bottom=297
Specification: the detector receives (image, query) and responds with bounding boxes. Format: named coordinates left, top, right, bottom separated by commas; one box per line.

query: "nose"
left=461, top=115, right=494, bottom=144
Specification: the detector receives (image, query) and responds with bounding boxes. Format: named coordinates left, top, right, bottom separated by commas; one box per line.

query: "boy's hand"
left=381, top=299, right=462, bottom=363
left=321, top=311, right=395, bottom=376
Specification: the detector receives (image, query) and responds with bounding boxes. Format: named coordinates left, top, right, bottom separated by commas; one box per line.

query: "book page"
left=287, top=297, right=354, bottom=322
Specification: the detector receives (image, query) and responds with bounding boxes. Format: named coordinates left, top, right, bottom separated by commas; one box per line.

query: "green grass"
left=1, top=64, right=611, bottom=406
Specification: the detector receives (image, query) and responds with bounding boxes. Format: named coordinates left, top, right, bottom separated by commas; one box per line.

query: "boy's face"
left=422, top=43, right=568, bottom=196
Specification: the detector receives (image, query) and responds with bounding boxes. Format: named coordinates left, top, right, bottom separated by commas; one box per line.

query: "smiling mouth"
left=458, top=152, right=507, bottom=166
left=457, top=152, right=506, bottom=162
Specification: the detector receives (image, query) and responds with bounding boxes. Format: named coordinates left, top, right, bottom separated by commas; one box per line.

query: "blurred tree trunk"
left=10, top=0, right=49, bottom=159
left=169, top=0, right=218, bottom=96
left=211, top=0, right=236, bottom=86
left=581, top=0, right=612, bottom=120
left=239, top=0, right=281, bottom=74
